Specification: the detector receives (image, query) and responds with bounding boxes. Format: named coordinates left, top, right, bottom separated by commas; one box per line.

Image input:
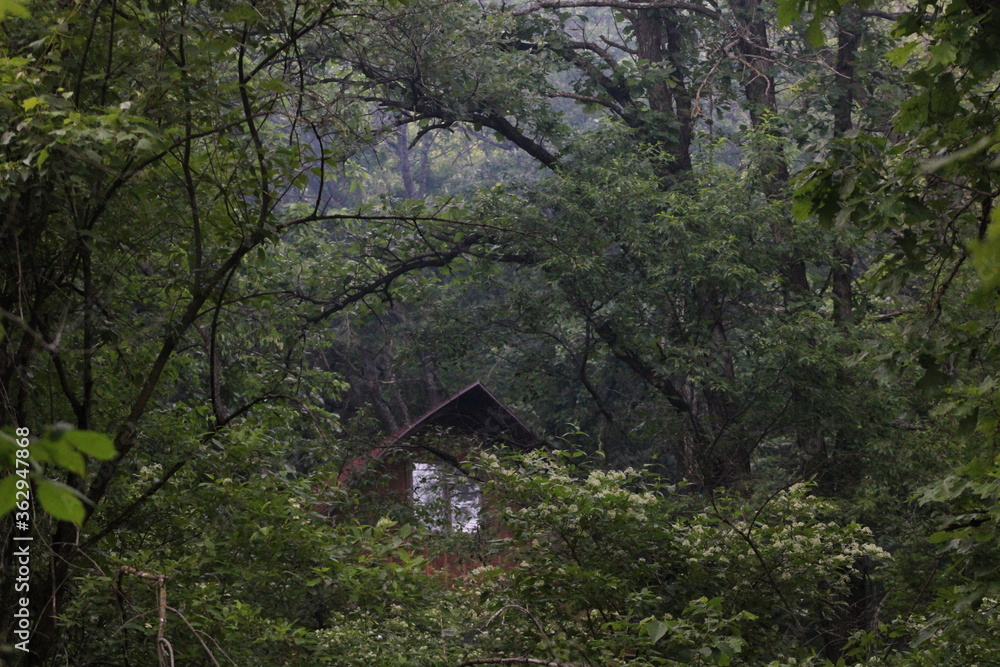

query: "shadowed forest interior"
left=1, top=0, right=1000, bottom=663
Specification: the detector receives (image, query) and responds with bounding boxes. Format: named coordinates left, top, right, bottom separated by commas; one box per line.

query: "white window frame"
left=411, top=461, right=481, bottom=532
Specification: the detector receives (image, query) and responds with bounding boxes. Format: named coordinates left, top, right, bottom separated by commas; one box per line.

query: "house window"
left=411, top=462, right=481, bottom=532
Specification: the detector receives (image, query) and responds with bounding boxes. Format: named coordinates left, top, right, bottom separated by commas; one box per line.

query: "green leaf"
left=36, top=479, right=87, bottom=525
left=29, top=438, right=55, bottom=464
left=51, top=444, right=86, bottom=475
left=958, top=409, right=980, bottom=437
left=0, top=0, right=29, bottom=19
left=642, top=617, right=669, bottom=644
left=776, top=0, right=802, bottom=27
left=64, top=430, right=116, bottom=460
left=930, top=41, right=958, bottom=66
left=886, top=41, right=918, bottom=67
left=791, top=195, right=814, bottom=221
left=968, top=207, right=1000, bottom=297
left=0, top=475, right=17, bottom=516
left=916, top=365, right=949, bottom=396
left=929, top=530, right=954, bottom=544
left=805, top=18, right=826, bottom=49
left=928, top=71, right=959, bottom=119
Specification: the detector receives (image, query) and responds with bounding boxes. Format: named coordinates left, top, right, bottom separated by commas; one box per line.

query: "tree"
left=3, top=0, right=995, bottom=662
left=323, top=0, right=927, bottom=490
left=0, top=0, right=491, bottom=660
left=788, top=0, right=1000, bottom=661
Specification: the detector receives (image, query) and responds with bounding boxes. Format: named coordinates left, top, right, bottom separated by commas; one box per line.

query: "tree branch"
left=512, top=0, right=720, bottom=20
left=455, top=659, right=579, bottom=667
left=305, top=234, right=483, bottom=324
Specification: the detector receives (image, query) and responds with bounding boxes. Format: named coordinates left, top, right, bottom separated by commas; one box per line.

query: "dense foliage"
left=1, top=0, right=999, bottom=664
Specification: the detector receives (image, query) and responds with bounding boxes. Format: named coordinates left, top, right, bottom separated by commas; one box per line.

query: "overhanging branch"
left=512, top=0, right=720, bottom=20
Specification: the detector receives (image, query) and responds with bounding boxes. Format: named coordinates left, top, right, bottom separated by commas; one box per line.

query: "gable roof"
left=338, top=381, right=542, bottom=486
left=385, top=381, right=540, bottom=449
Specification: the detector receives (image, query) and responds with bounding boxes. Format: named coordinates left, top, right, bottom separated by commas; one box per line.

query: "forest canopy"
left=1, top=0, right=999, bottom=664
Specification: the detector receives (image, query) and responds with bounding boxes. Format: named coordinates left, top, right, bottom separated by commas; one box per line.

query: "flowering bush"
left=67, top=446, right=892, bottom=665
left=472, top=451, right=890, bottom=664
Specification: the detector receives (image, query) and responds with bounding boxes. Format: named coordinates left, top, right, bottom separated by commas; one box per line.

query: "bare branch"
left=600, top=34, right=636, bottom=55
left=305, top=234, right=483, bottom=324
left=548, top=90, right=623, bottom=114
left=455, top=659, right=580, bottom=667
left=81, top=460, right=187, bottom=551
left=511, top=0, right=720, bottom=20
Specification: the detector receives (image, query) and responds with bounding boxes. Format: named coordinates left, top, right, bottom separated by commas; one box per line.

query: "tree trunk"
left=632, top=9, right=692, bottom=174
left=831, top=5, right=861, bottom=325
left=729, top=0, right=809, bottom=296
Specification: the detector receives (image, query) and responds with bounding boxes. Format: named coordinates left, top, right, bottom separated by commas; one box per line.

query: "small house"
left=339, top=381, right=543, bottom=532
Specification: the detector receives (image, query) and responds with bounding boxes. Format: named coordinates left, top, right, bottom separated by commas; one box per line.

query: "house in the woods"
left=339, top=381, right=544, bottom=532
